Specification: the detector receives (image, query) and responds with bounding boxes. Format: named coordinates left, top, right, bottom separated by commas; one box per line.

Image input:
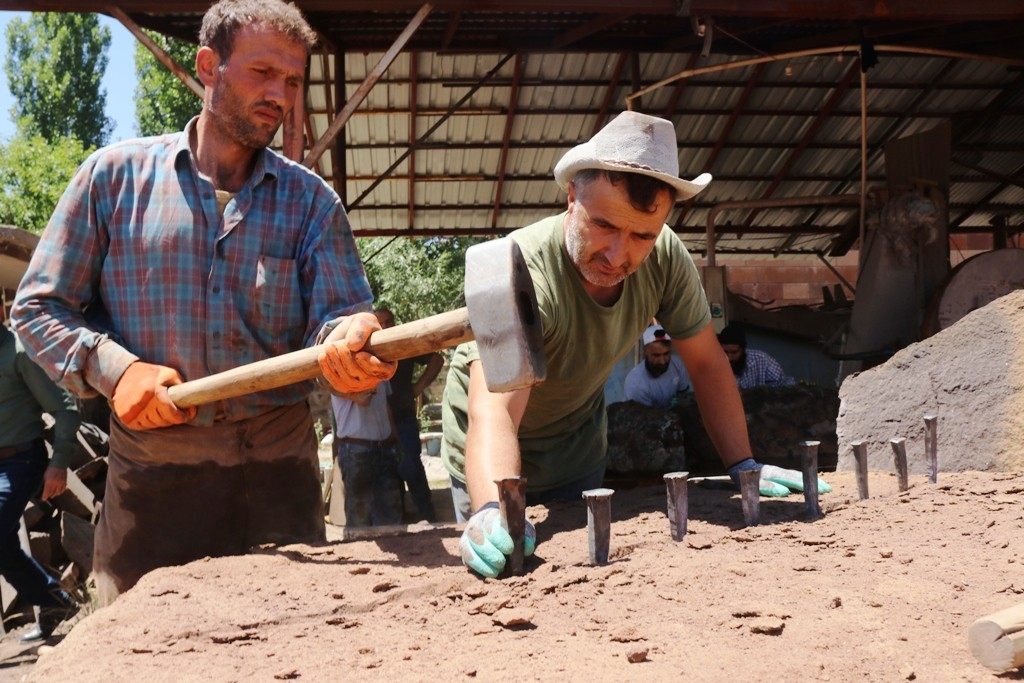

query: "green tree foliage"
left=4, top=13, right=112, bottom=148
left=0, top=132, right=90, bottom=233
left=358, top=236, right=486, bottom=325
left=134, top=31, right=201, bottom=136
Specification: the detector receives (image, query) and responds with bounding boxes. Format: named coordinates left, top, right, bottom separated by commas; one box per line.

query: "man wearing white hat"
left=441, top=111, right=828, bottom=578
left=624, top=324, right=692, bottom=409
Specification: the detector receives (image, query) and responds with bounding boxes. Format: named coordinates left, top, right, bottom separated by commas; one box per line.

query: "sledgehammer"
left=166, top=238, right=546, bottom=408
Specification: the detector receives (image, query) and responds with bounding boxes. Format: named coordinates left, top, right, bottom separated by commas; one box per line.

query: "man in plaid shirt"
left=11, top=0, right=394, bottom=604
left=717, top=323, right=796, bottom=389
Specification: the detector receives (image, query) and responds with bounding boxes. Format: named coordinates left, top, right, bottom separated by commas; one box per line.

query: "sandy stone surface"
left=4, top=469, right=1023, bottom=682
left=838, top=290, right=1024, bottom=473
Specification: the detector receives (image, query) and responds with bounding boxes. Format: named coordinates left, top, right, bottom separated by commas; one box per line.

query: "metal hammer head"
left=464, top=238, right=547, bottom=392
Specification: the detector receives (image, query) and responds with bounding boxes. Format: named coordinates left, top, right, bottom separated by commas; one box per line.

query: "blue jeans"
left=394, top=416, right=437, bottom=522
left=334, top=439, right=404, bottom=527
left=0, top=440, right=65, bottom=607
left=449, top=465, right=607, bottom=523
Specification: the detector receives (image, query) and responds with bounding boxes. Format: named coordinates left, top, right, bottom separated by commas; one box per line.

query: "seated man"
left=717, top=322, right=796, bottom=389
left=623, top=324, right=692, bottom=408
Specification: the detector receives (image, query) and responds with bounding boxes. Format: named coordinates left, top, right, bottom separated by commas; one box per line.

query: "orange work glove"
left=111, top=361, right=197, bottom=431
left=318, top=312, right=397, bottom=394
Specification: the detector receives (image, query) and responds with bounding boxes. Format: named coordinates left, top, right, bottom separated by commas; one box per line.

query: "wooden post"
left=282, top=80, right=306, bottom=162
left=327, top=449, right=346, bottom=526
left=739, top=470, right=760, bottom=526
left=107, top=6, right=204, bottom=99
left=851, top=440, right=869, bottom=499
left=303, top=3, right=434, bottom=169
left=890, top=437, right=909, bottom=492
left=60, top=512, right=96, bottom=576
left=968, top=602, right=1024, bottom=672
left=924, top=414, right=938, bottom=484
left=663, top=472, right=689, bottom=541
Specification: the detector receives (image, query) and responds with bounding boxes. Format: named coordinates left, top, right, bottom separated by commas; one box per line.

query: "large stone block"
left=607, top=384, right=839, bottom=476
left=837, top=289, right=1024, bottom=474
left=678, top=385, right=840, bottom=473
left=606, top=401, right=686, bottom=474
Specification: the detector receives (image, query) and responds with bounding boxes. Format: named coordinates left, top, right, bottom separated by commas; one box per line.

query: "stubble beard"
left=564, top=217, right=634, bottom=288
left=645, top=359, right=669, bottom=377
left=208, top=78, right=282, bottom=150
left=730, top=351, right=747, bottom=377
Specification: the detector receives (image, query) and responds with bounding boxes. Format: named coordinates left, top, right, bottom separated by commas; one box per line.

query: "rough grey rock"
left=837, top=289, right=1024, bottom=474
left=606, top=401, right=687, bottom=474
left=607, top=384, right=840, bottom=476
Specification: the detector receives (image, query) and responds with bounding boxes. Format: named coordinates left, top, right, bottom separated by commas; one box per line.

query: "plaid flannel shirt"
left=735, top=349, right=796, bottom=389
left=12, top=118, right=372, bottom=425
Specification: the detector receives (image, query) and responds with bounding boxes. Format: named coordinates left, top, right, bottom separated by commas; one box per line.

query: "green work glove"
left=760, top=464, right=833, bottom=496
left=728, top=458, right=833, bottom=498
left=459, top=502, right=536, bottom=578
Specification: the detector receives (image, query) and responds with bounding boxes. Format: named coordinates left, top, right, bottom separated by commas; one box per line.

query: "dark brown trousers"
left=94, top=402, right=325, bottom=605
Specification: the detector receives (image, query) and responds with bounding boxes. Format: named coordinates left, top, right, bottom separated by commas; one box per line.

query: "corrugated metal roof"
left=296, top=44, right=1022, bottom=257
left=46, top=2, right=1020, bottom=254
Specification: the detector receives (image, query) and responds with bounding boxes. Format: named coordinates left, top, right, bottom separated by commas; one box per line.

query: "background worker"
left=11, top=0, right=394, bottom=603
left=331, top=382, right=404, bottom=527
left=717, top=322, right=796, bottom=389
left=623, top=324, right=692, bottom=408
left=442, top=111, right=829, bottom=578
left=374, top=308, right=441, bottom=522
left=0, top=322, right=80, bottom=642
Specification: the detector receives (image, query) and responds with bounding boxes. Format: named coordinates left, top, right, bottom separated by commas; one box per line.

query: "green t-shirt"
left=441, top=212, right=710, bottom=491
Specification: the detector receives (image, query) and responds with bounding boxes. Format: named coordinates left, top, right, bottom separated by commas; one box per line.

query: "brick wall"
left=693, top=253, right=859, bottom=308
left=694, top=235, right=1003, bottom=309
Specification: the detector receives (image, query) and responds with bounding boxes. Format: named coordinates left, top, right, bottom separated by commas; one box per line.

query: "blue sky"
left=0, top=11, right=139, bottom=143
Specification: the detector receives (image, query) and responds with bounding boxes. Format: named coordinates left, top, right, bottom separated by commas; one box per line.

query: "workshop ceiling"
left=5, top=1, right=1023, bottom=256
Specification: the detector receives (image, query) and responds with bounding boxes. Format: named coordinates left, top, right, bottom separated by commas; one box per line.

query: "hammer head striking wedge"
left=464, top=238, right=547, bottom=392
left=166, top=237, right=546, bottom=408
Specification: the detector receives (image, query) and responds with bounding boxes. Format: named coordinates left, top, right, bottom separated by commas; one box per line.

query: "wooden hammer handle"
left=167, top=308, right=473, bottom=408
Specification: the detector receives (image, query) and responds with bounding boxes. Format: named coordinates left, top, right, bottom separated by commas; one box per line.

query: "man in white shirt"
left=624, top=324, right=692, bottom=408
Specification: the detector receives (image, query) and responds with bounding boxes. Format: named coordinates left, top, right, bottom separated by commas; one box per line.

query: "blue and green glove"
left=459, top=502, right=536, bottom=578
left=727, top=458, right=833, bottom=498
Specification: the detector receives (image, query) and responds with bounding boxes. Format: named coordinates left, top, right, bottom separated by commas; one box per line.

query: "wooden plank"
left=327, top=460, right=346, bottom=527
left=50, top=468, right=96, bottom=518
left=60, top=512, right=96, bottom=577
left=332, top=522, right=458, bottom=542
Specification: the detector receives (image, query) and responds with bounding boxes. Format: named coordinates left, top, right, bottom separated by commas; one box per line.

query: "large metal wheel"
left=922, top=248, right=1024, bottom=337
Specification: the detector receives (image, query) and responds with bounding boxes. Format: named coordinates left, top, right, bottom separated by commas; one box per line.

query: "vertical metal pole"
left=495, top=477, right=527, bottom=575
left=890, top=438, right=909, bottom=492
left=924, top=415, right=938, bottom=484
left=582, top=488, right=615, bottom=565
left=801, top=440, right=822, bottom=519
left=739, top=470, right=760, bottom=527
left=858, top=65, right=868, bottom=272
left=851, top=440, right=869, bottom=500
left=663, top=472, right=689, bottom=541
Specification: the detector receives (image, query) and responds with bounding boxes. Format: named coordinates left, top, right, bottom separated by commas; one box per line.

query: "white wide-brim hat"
left=553, top=111, right=712, bottom=201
